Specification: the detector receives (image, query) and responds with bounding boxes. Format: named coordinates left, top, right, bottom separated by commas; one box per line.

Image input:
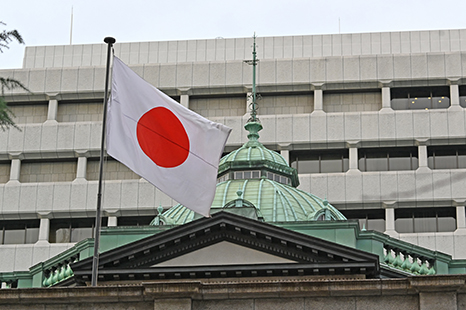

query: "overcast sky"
left=1, top=0, right=466, bottom=69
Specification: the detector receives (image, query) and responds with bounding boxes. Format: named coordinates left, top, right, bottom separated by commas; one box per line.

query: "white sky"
left=1, top=0, right=466, bottom=69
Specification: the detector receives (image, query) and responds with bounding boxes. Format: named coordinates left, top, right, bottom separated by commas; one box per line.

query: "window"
left=391, top=86, right=450, bottom=110
left=0, top=220, right=40, bottom=244
left=459, top=85, right=466, bottom=108
left=358, top=147, right=418, bottom=171
left=290, top=149, right=349, bottom=174
left=428, top=145, right=466, bottom=169
left=341, top=209, right=385, bottom=232
left=118, top=216, right=154, bottom=226
left=395, top=207, right=456, bottom=233
left=49, top=218, right=107, bottom=243
left=266, top=171, right=290, bottom=185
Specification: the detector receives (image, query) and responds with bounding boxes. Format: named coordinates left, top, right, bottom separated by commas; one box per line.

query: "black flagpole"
left=91, top=36, right=116, bottom=287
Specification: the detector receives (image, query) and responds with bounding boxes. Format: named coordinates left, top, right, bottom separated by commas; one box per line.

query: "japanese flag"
left=106, top=57, right=231, bottom=217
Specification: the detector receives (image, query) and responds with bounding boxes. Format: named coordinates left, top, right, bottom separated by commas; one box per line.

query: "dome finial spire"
left=244, top=33, right=263, bottom=145
left=244, top=33, right=260, bottom=123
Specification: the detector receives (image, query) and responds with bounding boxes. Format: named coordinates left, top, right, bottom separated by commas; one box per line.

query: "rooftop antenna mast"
left=70, top=6, right=74, bottom=45
left=244, top=33, right=260, bottom=123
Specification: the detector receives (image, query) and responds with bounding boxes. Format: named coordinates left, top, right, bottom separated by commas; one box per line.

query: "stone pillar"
left=108, top=216, right=118, bottom=227
left=180, top=94, right=189, bottom=109
left=347, top=141, right=359, bottom=172
left=8, top=157, right=21, bottom=183
left=416, top=139, right=429, bottom=170
left=45, top=94, right=59, bottom=124
left=105, top=210, right=120, bottom=227
left=456, top=204, right=466, bottom=230
left=384, top=202, right=398, bottom=237
left=312, top=83, right=324, bottom=114
left=76, top=156, right=87, bottom=180
left=178, top=88, right=191, bottom=109
left=280, top=150, right=290, bottom=165
left=449, top=82, right=461, bottom=111
left=380, top=86, right=393, bottom=112
left=37, top=218, right=50, bottom=243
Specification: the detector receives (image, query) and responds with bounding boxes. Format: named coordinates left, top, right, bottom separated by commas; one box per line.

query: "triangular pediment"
left=70, top=212, right=381, bottom=285
left=154, top=241, right=297, bottom=267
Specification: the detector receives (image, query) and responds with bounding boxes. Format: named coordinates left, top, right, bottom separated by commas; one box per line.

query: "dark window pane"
left=54, top=228, right=71, bottom=243
left=343, top=158, right=349, bottom=172
left=432, top=97, right=450, bottom=109
left=435, top=155, right=457, bottom=169
left=0, top=229, right=3, bottom=244
left=358, top=157, right=366, bottom=171
left=321, top=158, right=343, bottom=173
left=391, top=98, right=409, bottom=110
left=4, top=229, right=25, bottom=244
left=299, top=160, right=320, bottom=173
left=414, top=217, right=437, bottom=233
left=389, top=157, right=412, bottom=171
left=409, top=98, right=431, bottom=110
left=366, top=157, right=388, bottom=171
left=428, top=156, right=434, bottom=169
left=458, top=155, right=466, bottom=169
left=290, top=149, right=348, bottom=174
left=395, top=218, right=413, bottom=233
left=367, top=219, right=385, bottom=232
left=438, top=217, right=456, bottom=232
left=25, top=227, right=39, bottom=244
left=71, top=227, right=93, bottom=243
left=118, top=216, right=152, bottom=226
left=460, top=96, right=466, bottom=108
left=411, top=157, right=419, bottom=169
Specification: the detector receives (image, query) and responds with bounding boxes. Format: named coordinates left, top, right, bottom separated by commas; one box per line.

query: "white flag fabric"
left=106, top=57, right=231, bottom=217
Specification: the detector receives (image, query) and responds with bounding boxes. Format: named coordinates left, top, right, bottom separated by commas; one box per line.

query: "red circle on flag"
left=136, top=107, right=190, bottom=168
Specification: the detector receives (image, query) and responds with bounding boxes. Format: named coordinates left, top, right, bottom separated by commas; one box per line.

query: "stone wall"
left=0, top=275, right=464, bottom=310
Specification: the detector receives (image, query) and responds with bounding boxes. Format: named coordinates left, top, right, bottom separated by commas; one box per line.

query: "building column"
left=449, top=81, right=462, bottom=111
left=7, top=156, right=21, bottom=184
left=416, top=139, right=429, bottom=171
left=45, top=94, right=59, bottom=124
left=346, top=141, right=360, bottom=173
left=180, top=94, right=189, bottom=109
left=73, top=151, right=88, bottom=183
left=105, top=210, right=120, bottom=227
left=107, top=216, right=118, bottom=227
left=37, top=217, right=50, bottom=243
left=279, top=144, right=290, bottom=165
left=312, top=83, right=324, bottom=114
left=380, top=85, right=393, bottom=112
left=178, top=88, right=191, bottom=109
left=455, top=200, right=466, bottom=232
left=384, top=202, right=398, bottom=238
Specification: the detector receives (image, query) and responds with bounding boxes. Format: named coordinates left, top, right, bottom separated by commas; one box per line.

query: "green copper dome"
left=151, top=120, right=346, bottom=226
left=154, top=178, right=346, bottom=225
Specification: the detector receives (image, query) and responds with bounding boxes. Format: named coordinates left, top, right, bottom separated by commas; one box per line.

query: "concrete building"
left=2, top=28, right=466, bottom=298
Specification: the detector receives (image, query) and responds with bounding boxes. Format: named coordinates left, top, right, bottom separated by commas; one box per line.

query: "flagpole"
left=91, top=36, right=116, bottom=287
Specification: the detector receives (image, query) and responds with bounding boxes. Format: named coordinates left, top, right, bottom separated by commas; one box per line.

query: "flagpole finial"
left=104, top=37, right=116, bottom=44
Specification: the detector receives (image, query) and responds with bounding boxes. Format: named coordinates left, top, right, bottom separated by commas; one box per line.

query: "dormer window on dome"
left=217, top=170, right=291, bottom=185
